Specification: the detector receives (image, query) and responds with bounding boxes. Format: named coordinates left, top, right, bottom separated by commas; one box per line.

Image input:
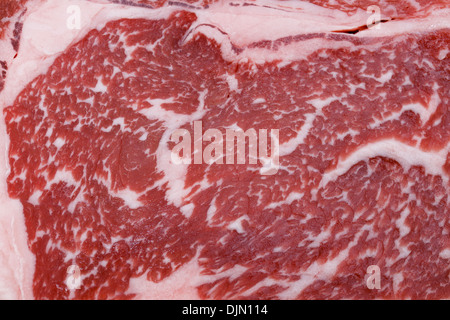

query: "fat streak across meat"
left=0, top=0, right=449, bottom=300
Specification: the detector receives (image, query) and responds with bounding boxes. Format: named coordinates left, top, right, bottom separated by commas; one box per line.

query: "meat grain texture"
left=0, top=0, right=449, bottom=300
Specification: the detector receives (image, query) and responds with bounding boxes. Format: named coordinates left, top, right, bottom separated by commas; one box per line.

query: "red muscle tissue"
left=0, top=0, right=448, bottom=300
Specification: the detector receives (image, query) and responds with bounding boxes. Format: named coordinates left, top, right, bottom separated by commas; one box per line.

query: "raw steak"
left=0, top=0, right=449, bottom=300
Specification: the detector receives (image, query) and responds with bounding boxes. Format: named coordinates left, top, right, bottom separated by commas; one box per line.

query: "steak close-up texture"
left=0, top=0, right=448, bottom=300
